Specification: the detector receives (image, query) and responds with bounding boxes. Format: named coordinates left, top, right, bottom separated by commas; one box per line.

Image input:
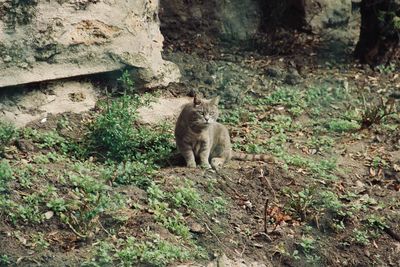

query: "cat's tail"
left=231, top=151, right=275, bottom=162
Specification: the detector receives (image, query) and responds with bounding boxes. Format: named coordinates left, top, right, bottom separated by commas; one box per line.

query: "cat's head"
left=189, top=96, right=220, bottom=127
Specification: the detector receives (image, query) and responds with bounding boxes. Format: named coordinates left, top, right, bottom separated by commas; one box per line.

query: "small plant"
left=359, top=96, right=397, bottom=129
left=0, top=160, right=13, bottom=192
left=117, top=70, right=136, bottom=94
left=284, top=187, right=316, bottom=221
left=365, top=215, right=388, bottom=231
left=170, top=183, right=202, bottom=211
left=0, top=254, right=11, bottom=265
left=56, top=172, right=121, bottom=237
left=31, top=233, right=49, bottom=251
left=298, top=236, right=316, bottom=254
left=86, top=233, right=198, bottom=267
left=103, top=161, right=155, bottom=189
left=0, top=121, right=16, bottom=156
left=317, top=190, right=345, bottom=216
left=352, top=229, right=370, bottom=245
left=47, top=197, right=68, bottom=212
left=206, top=197, right=228, bottom=215
left=88, top=94, right=173, bottom=163
left=326, top=118, right=360, bottom=133
left=307, top=136, right=334, bottom=153
left=376, top=63, right=396, bottom=74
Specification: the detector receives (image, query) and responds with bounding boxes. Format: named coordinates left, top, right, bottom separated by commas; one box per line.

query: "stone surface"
left=305, top=0, right=352, bottom=33
left=160, top=0, right=262, bottom=42
left=138, top=97, right=192, bottom=125
left=0, top=0, right=180, bottom=88
left=0, top=81, right=97, bottom=127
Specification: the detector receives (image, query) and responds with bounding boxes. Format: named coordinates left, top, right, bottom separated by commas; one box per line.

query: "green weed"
left=31, top=233, right=49, bottom=251
left=85, top=231, right=203, bottom=267
left=325, top=118, right=360, bottom=133
left=306, top=136, right=334, bottom=153
left=0, top=121, right=16, bottom=156
left=47, top=197, right=68, bottom=212
left=0, top=254, right=11, bottom=265
left=0, top=160, right=13, bottom=192
left=117, top=70, right=136, bottom=94
left=170, top=182, right=202, bottom=210
left=102, top=161, right=155, bottom=189
left=352, top=229, right=370, bottom=245
left=365, top=215, right=388, bottom=231
left=257, top=87, right=306, bottom=115
left=88, top=95, right=174, bottom=163
left=284, top=187, right=316, bottom=221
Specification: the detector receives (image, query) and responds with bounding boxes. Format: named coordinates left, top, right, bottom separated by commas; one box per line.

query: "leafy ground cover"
left=1, top=34, right=400, bottom=266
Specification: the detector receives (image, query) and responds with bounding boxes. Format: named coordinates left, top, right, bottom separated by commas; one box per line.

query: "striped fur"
left=175, top=96, right=274, bottom=169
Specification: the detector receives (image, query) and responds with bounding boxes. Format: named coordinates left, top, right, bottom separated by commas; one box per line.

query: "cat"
left=174, top=95, right=274, bottom=169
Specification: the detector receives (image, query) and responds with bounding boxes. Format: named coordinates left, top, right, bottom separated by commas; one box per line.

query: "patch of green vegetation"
left=14, top=164, right=36, bottom=189
left=21, top=127, right=85, bottom=157
left=365, top=214, right=388, bottom=231
left=254, top=87, right=306, bottom=116
left=0, top=121, right=16, bottom=156
left=268, top=114, right=298, bottom=133
left=31, top=232, right=50, bottom=252
left=102, top=160, right=155, bottom=188
left=0, top=254, right=11, bottom=265
left=371, top=156, right=389, bottom=169
left=85, top=233, right=201, bottom=267
left=11, top=193, right=44, bottom=224
left=58, top=172, right=122, bottom=237
left=117, top=70, right=136, bottom=94
left=282, top=154, right=337, bottom=180
left=284, top=187, right=348, bottom=224
left=88, top=94, right=174, bottom=163
left=306, top=136, right=335, bottom=153
left=284, top=187, right=316, bottom=221
left=219, top=105, right=258, bottom=125
left=0, top=160, right=13, bottom=192
left=325, top=118, right=360, bottom=133
left=352, top=229, right=370, bottom=246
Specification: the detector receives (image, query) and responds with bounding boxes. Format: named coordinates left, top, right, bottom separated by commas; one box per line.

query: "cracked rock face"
left=0, top=0, right=180, bottom=88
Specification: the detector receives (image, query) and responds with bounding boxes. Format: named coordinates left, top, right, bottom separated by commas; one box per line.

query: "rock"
left=1, top=81, right=97, bottom=127
left=160, top=0, right=262, bottom=42
left=284, top=74, right=301, bottom=85
left=305, top=0, right=352, bottom=33
left=0, top=0, right=180, bottom=89
left=137, top=97, right=192, bottom=125
left=15, top=140, right=35, bottom=152
left=187, top=220, right=206, bottom=234
left=265, top=67, right=282, bottom=78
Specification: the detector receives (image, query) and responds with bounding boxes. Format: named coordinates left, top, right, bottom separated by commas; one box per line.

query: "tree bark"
left=354, top=0, right=400, bottom=66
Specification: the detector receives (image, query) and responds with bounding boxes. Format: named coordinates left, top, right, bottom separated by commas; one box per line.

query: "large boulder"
left=160, top=0, right=262, bottom=42
left=0, top=0, right=180, bottom=88
left=305, top=0, right=352, bottom=33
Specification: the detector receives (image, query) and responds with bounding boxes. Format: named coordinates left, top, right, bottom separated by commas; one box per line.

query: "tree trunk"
left=354, top=0, right=400, bottom=66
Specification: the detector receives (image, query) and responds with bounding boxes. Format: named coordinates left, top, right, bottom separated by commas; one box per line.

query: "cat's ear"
left=193, top=95, right=201, bottom=106
left=210, top=96, right=220, bottom=105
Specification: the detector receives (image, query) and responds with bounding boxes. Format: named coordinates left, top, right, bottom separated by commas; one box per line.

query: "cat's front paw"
left=186, top=161, right=197, bottom=168
left=211, top=158, right=224, bottom=170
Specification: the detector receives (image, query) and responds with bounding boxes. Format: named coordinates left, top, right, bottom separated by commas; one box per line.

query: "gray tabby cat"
left=175, top=96, right=273, bottom=169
